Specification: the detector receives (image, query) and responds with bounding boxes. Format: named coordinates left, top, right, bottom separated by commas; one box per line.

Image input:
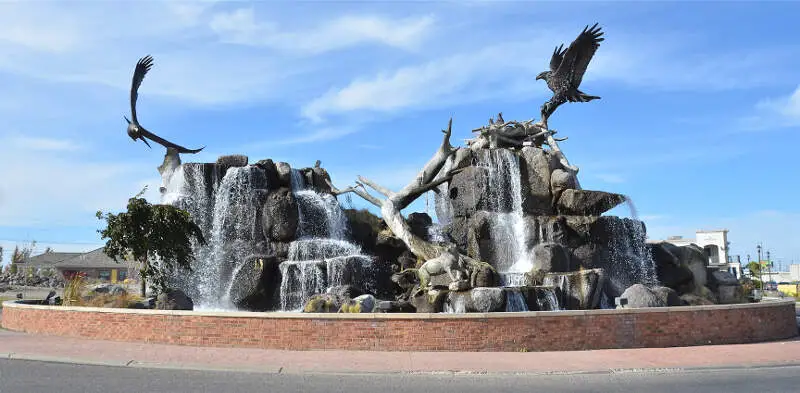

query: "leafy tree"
left=96, top=187, right=206, bottom=297
left=746, top=261, right=763, bottom=290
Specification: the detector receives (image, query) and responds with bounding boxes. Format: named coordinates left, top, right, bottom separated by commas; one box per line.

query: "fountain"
left=147, top=22, right=741, bottom=315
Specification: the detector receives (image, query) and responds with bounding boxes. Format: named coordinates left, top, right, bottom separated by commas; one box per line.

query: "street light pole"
left=766, top=250, right=772, bottom=289
left=757, top=244, right=763, bottom=290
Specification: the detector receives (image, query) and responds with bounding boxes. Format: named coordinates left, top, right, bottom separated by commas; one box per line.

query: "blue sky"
left=1, top=1, right=799, bottom=268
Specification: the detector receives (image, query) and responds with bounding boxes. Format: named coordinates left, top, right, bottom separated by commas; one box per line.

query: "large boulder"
left=680, top=245, right=709, bottom=290
left=410, top=288, right=448, bottom=313
left=619, top=284, right=681, bottom=308
left=303, top=293, right=344, bottom=313
left=343, top=209, right=381, bottom=252
left=216, top=154, right=248, bottom=168
left=156, top=288, right=193, bottom=310
left=261, top=188, right=299, bottom=242
left=649, top=242, right=694, bottom=292
left=443, top=287, right=505, bottom=313
left=519, top=147, right=557, bottom=215
left=407, top=212, right=433, bottom=240
left=275, top=162, right=292, bottom=188
left=707, top=270, right=744, bottom=304
left=550, top=168, right=579, bottom=204
left=339, top=294, right=377, bottom=313
left=310, top=166, right=333, bottom=194
left=254, top=159, right=280, bottom=190
left=557, top=189, right=627, bottom=216
left=229, top=254, right=281, bottom=311
left=531, top=242, right=572, bottom=274
left=446, top=166, right=493, bottom=216
left=540, top=269, right=605, bottom=310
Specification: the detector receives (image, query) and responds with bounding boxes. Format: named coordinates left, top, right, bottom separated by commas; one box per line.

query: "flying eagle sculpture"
left=535, top=23, right=604, bottom=128
left=125, top=55, right=204, bottom=154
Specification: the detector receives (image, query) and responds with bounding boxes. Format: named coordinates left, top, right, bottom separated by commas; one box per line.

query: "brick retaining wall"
left=2, top=300, right=796, bottom=351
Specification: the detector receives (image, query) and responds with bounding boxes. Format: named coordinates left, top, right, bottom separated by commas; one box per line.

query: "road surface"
left=0, top=359, right=798, bottom=393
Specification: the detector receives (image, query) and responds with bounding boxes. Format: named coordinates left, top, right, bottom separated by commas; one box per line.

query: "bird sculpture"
left=535, top=23, right=604, bottom=129
left=125, top=55, right=204, bottom=154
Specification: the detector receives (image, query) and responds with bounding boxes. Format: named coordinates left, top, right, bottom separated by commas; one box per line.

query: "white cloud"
left=8, top=136, right=81, bottom=152
left=301, top=40, right=552, bottom=122
left=742, top=85, right=800, bottom=130
left=210, top=8, right=435, bottom=55
left=302, top=28, right=797, bottom=122
left=0, top=137, right=158, bottom=228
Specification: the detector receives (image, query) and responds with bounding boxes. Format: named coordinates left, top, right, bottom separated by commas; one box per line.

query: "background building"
left=650, top=229, right=742, bottom=278
left=18, top=251, right=81, bottom=275
left=53, top=248, right=140, bottom=283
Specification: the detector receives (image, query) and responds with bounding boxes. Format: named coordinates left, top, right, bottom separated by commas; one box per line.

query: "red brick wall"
left=2, top=301, right=796, bottom=351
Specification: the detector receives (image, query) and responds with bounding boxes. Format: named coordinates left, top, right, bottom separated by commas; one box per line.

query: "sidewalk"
left=1, top=328, right=798, bottom=375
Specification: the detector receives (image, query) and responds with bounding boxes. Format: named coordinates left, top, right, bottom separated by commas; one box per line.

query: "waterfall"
left=534, top=287, right=561, bottom=311
left=162, top=164, right=265, bottom=310
left=278, top=169, right=372, bottom=311
left=476, top=149, right=533, bottom=286
left=433, top=156, right=454, bottom=226
left=604, top=218, right=658, bottom=294
left=505, top=289, right=529, bottom=312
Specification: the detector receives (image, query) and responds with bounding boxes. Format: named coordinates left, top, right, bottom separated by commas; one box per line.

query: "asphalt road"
left=1, top=360, right=799, bottom=393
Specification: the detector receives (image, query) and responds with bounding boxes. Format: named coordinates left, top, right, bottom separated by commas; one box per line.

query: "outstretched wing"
left=554, top=23, right=604, bottom=88
left=549, top=44, right=566, bottom=72
left=138, top=126, right=205, bottom=154
left=130, top=55, right=154, bottom=124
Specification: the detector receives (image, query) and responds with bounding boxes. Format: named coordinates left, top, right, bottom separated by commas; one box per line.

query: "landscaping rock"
left=155, top=289, right=193, bottom=310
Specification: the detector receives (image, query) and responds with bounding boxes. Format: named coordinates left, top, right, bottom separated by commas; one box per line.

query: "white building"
left=791, top=264, right=800, bottom=281
left=651, top=229, right=742, bottom=278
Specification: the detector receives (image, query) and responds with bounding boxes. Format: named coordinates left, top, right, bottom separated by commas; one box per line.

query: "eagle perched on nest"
left=536, top=23, right=604, bottom=128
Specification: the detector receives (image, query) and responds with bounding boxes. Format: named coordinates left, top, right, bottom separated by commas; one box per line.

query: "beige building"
left=651, top=229, right=742, bottom=278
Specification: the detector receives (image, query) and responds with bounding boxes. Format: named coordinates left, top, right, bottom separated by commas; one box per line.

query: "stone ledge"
left=3, top=299, right=792, bottom=319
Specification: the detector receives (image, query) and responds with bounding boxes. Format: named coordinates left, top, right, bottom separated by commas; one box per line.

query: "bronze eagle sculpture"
left=535, top=23, right=604, bottom=128
left=125, top=55, right=204, bottom=154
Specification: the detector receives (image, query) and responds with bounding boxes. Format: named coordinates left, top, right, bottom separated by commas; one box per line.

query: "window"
left=99, top=270, right=111, bottom=281
left=118, top=270, right=127, bottom=281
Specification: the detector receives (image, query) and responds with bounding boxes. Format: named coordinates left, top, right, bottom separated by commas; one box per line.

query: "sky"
left=0, top=0, right=799, bottom=268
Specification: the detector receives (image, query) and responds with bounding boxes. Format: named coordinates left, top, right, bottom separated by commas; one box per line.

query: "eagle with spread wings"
left=535, top=23, right=604, bottom=128
left=125, top=55, right=204, bottom=154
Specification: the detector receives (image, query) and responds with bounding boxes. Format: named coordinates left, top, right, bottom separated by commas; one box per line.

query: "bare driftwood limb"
left=331, top=119, right=461, bottom=262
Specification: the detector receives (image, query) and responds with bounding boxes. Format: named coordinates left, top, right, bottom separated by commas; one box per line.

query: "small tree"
left=96, top=187, right=206, bottom=297
left=9, top=241, right=36, bottom=275
left=746, top=261, right=763, bottom=290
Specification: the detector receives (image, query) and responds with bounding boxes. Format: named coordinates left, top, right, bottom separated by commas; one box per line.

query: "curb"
left=2, top=352, right=800, bottom=376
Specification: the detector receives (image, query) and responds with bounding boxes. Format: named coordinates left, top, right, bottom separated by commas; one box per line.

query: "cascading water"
left=163, top=164, right=265, bottom=310
left=476, top=149, right=533, bottom=286
left=604, top=218, right=658, bottom=293
left=278, top=169, right=372, bottom=311
left=505, top=289, right=529, bottom=312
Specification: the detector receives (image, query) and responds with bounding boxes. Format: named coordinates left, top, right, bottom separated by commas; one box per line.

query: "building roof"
left=54, top=248, right=132, bottom=269
left=21, top=252, right=82, bottom=267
